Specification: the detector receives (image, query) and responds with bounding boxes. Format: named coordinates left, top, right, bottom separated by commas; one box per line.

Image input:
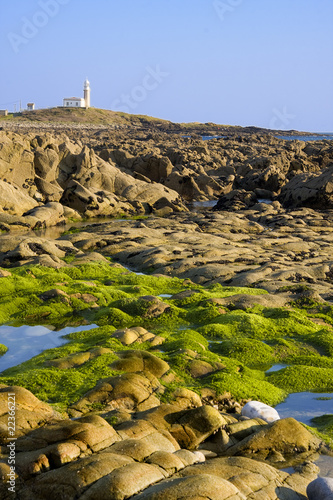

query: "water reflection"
left=0, top=323, right=97, bottom=372
left=191, top=200, right=218, bottom=209
left=275, top=392, right=333, bottom=425
left=265, top=364, right=289, bottom=373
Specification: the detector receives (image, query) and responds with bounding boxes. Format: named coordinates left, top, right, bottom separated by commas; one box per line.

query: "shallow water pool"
left=275, top=392, right=333, bottom=425
left=0, top=323, right=97, bottom=373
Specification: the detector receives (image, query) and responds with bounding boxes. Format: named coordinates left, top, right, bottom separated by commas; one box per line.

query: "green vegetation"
left=210, top=338, right=276, bottom=366
left=267, top=366, right=333, bottom=392
left=309, top=414, right=333, bottom=447
left=0, top=107, right=174, bottom=128
left=0, top=261, right=332, bottom=428
left=0, top=344, right=8, bottom=356
left=208, top=370, right=286, bottom=406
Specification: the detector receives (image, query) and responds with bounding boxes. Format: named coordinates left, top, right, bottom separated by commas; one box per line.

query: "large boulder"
left=131, top=473, right=244, bottom=500
left=279, top=165, right=333, bottom=208
left=132, top=154, right=173, bottom=182
left=23, top=202, right=65, bottom=227
left=12, top=414, right=120, bottom=453
left=0, top=386, right=61, bottom=443
left=60, top=179, right=134, bottom=217
left=17, top=453, right=134, bottom=500
left=110, top=350, right=170, bottom=378
left=62, top=148, right=186, bottom=216
left=34, top=147, right=59, bottom=183
left=70, top=372, right=162, bottom=415
left=132, top=456, right=318, bottom=499
left=225, top=417, right=322, bottom=462
left=168, top=406, right=226, bottom=450
left=0, top=180, right=38, bottom=215
left=0, top=132, right=35, bottom=191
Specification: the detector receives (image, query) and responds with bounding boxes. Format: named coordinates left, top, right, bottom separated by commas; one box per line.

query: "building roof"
left=63, top=97, right=84, bottom=101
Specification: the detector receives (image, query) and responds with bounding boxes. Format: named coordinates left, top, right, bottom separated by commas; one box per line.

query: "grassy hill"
left=0, top=107, right=167, bottom=126
left=0, top=107, right=311, bottom=136
left=0, top=107, right=237, bottom=133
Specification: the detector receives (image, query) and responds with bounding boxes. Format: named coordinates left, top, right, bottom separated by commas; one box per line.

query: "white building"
left=63, top=97, right=86, bottom=108
left=63, top=80, right=91, bottom=108
left=27, top=103, right=35, bottom=111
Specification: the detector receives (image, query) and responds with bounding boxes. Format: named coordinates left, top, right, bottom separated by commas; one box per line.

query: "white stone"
left=241, top=401, right=280, bottom=423
left=307, top=477, right=333, bottom=500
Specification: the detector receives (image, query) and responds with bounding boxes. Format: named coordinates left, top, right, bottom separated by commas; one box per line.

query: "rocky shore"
left=0, top=119, right=333, bottom=498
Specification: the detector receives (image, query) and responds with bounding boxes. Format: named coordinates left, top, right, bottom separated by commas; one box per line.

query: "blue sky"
left=0, top=0, right=332, bottom=131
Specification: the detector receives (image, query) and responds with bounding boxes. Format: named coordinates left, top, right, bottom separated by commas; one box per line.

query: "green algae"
left=203, top=357, right=286, bottom=405
left=309, top=414, right=333, bottom=446
left=94, top=307, right=135, bottom=328
left=161, top=351, right=286, bottom=407
left=0, top=263, right=190, bottom=327
left=210, top=338, right=276, bottom=366
left=207, top=283, right=268, bottom=296
left=306, top=329, right=333, bottom=357
left=207, top=308, right=321, bottom=340
left=0, top=344, right=7, bottom=356
left=209, top=371, right=286, bottom=406
left=1, top=360, right=121, bottom=408
left=1, top=262, right=333, bottom=413
left=266, top=366, right=333, bottom=392
left=162, top=330, right=209, bottom=354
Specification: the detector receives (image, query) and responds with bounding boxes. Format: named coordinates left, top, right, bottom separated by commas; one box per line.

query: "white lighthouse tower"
left=84, top=79, right=91, bottom=108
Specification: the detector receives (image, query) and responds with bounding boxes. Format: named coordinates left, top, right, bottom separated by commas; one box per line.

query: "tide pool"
left=275, top=392, right=333, bottom=425
left=0, top=323, right=97, bottom=372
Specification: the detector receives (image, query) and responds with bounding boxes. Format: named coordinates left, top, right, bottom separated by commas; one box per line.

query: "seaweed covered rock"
left=46, top=348, right=113, bottom=370
left=69, top=371, right=162, bottom=415
left=112, top=327, right=164, bottom=346
left=110, top=350, right=170, bottom=378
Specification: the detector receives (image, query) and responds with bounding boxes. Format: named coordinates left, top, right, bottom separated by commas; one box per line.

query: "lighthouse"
left=84, top=79, right=91, bottom=108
